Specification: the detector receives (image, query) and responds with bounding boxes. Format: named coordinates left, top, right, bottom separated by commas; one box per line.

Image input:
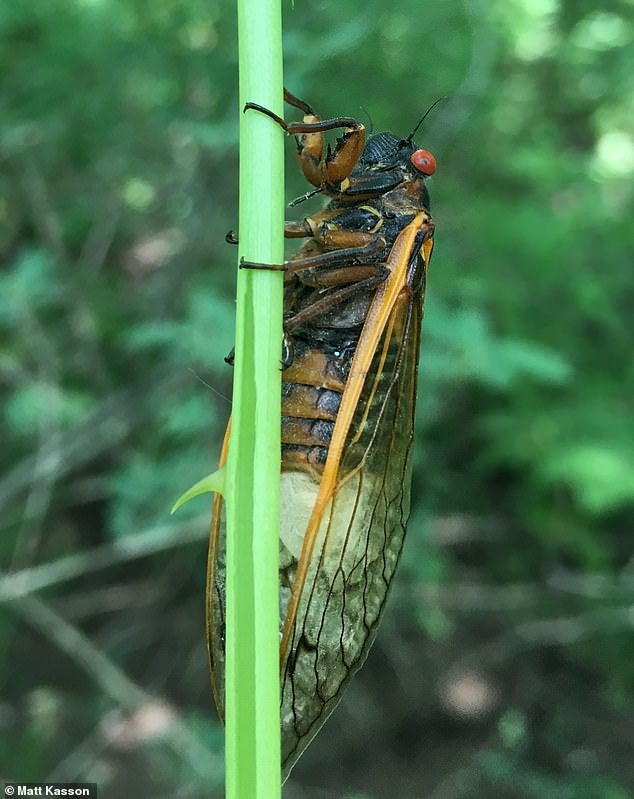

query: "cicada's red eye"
left=411, top=149, right=436, bottom=176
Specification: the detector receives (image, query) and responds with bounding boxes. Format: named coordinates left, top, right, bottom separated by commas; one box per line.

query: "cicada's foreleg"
left=245, top=88, right=366, bottom=191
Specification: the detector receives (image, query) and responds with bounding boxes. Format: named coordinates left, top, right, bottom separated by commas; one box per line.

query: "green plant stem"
left=225, top=0, right=284, bottom=796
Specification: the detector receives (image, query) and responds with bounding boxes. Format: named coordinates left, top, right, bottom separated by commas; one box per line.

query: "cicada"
left=208, top=89, right=436, bottom=778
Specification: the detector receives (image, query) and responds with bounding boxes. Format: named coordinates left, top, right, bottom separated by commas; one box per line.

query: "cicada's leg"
left=284, top=265, right=390, bottom=333
left=241, top=204, right=387, bottom=274
left=225, top=220, right=315, bottom=246
left=224, top=259, right=386, bottom=370
left=245, top=88, right=366, bottom=190
left=239, top=233, right=385, bottom=274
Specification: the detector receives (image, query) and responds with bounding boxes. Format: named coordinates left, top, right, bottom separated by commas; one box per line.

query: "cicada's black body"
left=209, top=89, right=436, bottom=779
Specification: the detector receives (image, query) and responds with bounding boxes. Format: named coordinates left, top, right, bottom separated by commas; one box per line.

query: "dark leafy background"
left=1, top=0, right=632, bottom=796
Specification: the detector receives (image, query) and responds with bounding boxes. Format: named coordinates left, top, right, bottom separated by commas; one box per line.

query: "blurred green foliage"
left=1, top=0, right=632, bottom=797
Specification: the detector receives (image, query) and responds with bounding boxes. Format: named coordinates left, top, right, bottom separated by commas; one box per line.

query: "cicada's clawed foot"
left=239, top=257, right=286, bottom=272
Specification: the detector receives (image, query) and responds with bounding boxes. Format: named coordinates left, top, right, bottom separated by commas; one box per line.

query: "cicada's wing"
left=207, top=213, right=433, bottom=781
left=207, top=425, right=230, bottom=721
left=279, top=255, right=426, bottom=776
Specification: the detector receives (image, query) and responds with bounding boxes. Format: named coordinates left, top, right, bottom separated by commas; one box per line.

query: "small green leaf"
left=171, top=467, right=225, bottom=513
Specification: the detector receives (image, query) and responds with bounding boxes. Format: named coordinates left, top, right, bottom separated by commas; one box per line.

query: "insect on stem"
left=208, top=88, right=437, bottom=780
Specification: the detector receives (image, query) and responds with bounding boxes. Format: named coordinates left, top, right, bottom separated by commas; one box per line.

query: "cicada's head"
left=358, top=131, right=436, bottom=177
left=348, top=131, right=436, bottom=210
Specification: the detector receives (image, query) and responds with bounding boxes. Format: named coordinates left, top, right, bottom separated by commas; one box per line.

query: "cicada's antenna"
left=404, top=96, right=448, bottom=144
left=382, top=95, right=448, bottom=162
